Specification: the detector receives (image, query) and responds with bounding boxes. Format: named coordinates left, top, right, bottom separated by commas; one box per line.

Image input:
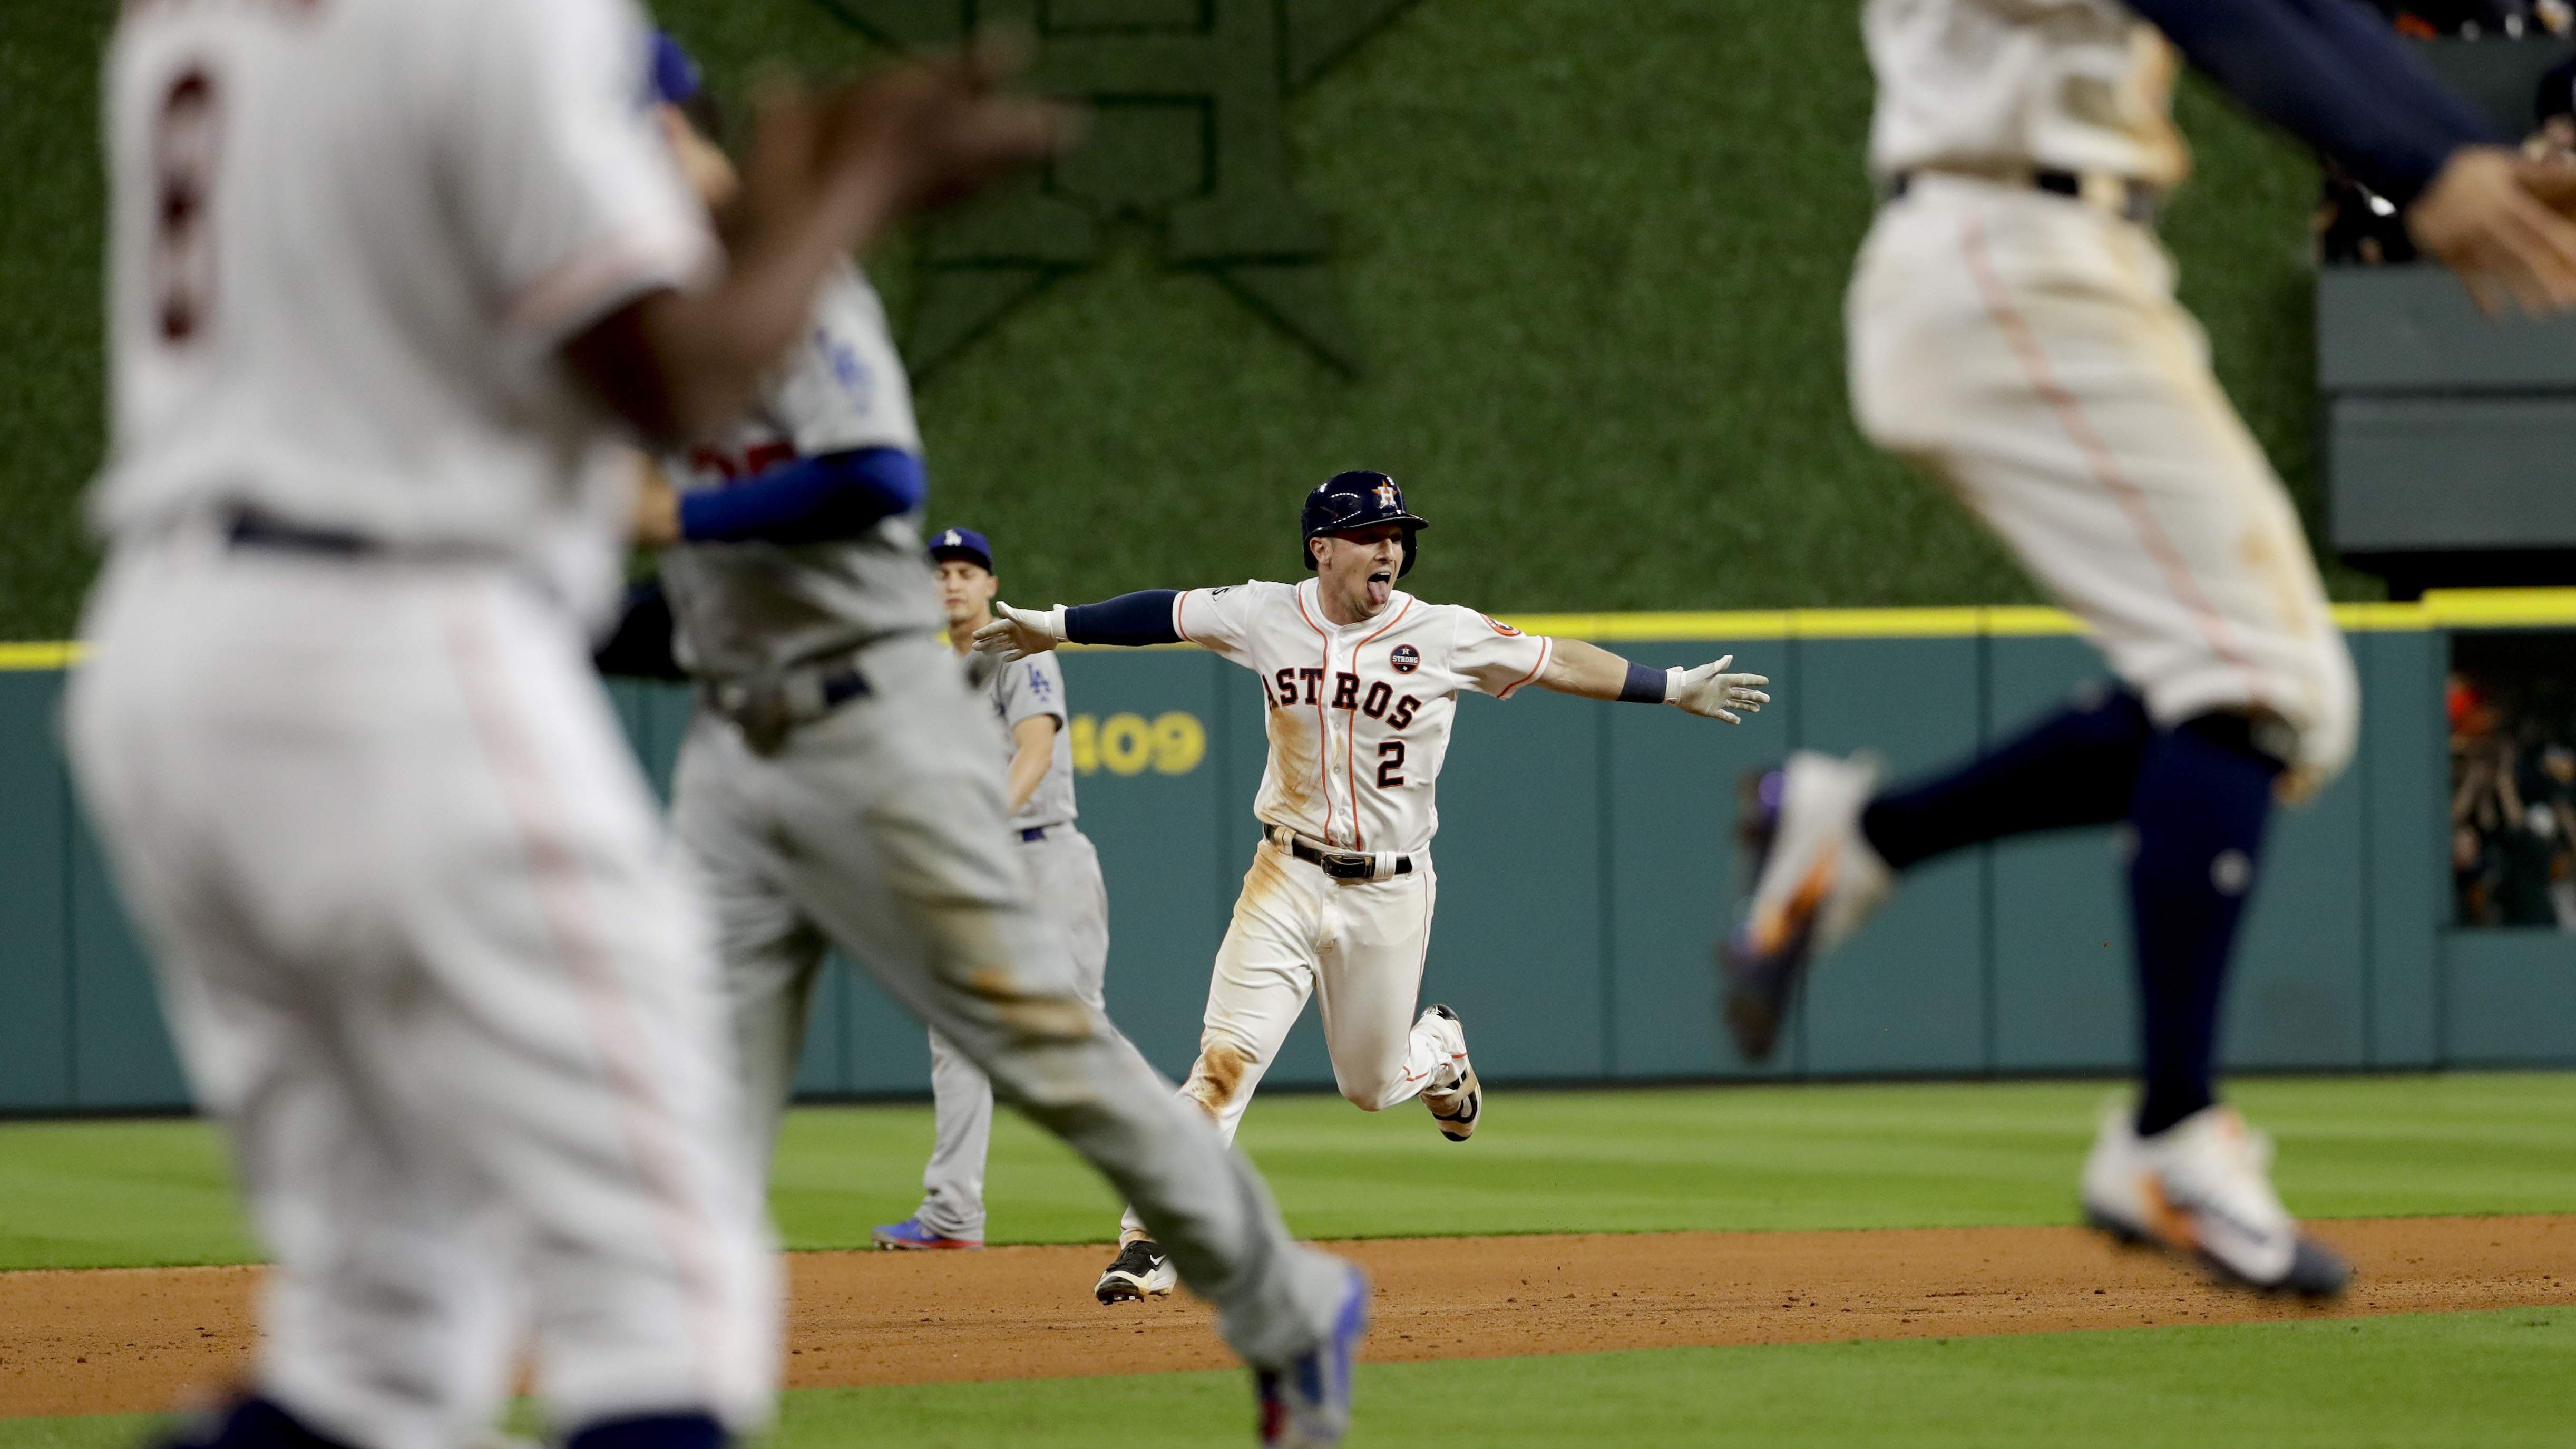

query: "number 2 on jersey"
left=1375, top=739, right=1406, bottom=788
left=152, top=64, right=225, bottom=344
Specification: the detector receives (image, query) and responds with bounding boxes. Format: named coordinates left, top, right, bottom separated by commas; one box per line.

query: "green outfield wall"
left=4, top=601, right=2572, bottom=1114
left=0, top=0, right=2340, bottom=641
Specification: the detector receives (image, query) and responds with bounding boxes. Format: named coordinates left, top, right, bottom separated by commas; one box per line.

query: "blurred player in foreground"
left=865, top=527, right=1111, bottom=1251
left=1724, top=0, right=2576, bottom=1299
left=72, top=2, right=1357, bottom=1446
left=974, top=471, right=1770, bottom=1302
left=623, top=60, right=1366, bottom=1445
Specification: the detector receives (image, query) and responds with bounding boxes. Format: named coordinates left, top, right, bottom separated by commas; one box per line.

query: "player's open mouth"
left=1367, top=570, right=1393, bottom=607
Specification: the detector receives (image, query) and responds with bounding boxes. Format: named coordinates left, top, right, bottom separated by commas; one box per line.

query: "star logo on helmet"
left=1374, top=480, right=1398, bottom=510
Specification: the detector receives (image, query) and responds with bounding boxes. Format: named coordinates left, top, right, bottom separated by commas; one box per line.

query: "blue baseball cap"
left=649, top=31, right=702, bottom=107
left=928, top=526, right=996, bottom=573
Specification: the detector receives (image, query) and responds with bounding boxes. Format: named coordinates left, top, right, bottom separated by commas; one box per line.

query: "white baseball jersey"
left=1169, top=579, right=1553, bottom=854
left=1865, top=0, right=2189, bottom=188
left=97, top=0, right=711, bottom=616
left=659, top=261, right=940, bottom=682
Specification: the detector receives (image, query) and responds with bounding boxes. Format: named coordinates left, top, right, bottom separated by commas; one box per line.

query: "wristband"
left=1616, top=661, right=1671, bottom=704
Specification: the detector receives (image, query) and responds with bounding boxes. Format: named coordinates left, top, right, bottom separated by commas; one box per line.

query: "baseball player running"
left=1724, top=0, right=2576, bottom=1299
left=865, top=526, right=1110, bottom=1251
left=627, top=63, right=1368, bottom=1446
left=69, top=7, right=1058, bottom=1449
left=974, top=471, right=1770, bottom=1303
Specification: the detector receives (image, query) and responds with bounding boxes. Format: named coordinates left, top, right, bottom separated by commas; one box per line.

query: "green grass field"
left=5, top=1075, right=2569, bottom=1446
left=3, top=1074, right=2569, bottom=1271
left=5, top=1310, right=2568, bottom=1449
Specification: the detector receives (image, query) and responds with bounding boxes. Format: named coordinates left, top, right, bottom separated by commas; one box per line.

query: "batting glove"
left=972, top=600, right=1068, bottom=661
left=1668, top=655, right=1770, bottom=723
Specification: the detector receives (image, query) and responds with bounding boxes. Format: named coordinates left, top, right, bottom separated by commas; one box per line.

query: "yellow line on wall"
left=8, top=588, right=2576, bottom=668
left=0, top=642, right=79, bottom=670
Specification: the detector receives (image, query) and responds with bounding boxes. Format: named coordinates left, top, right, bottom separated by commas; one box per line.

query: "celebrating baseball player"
left=626, top=56, right=1368, bottom=1446
left=863, top=526, right=1111, bottom=1252
left=974, top=471, right=1770, bottom=1303
left=1723, top=0, right=2576, bottom=1300
left=69, top=6, right=1064, bottom=1449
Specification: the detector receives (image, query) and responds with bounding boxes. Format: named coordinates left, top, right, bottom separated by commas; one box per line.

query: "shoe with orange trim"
left=1718, top=752, right=1891, bottom=1061
left=2079, top=1100, right=2350, bottom=1297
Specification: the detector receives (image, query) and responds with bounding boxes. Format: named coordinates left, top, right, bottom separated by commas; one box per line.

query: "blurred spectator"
left=2369, top=0, right=2568, bottom=38
left=2449, top=641, right=2576, bottom=929
left=2317, top=162, right=2416, bottom=265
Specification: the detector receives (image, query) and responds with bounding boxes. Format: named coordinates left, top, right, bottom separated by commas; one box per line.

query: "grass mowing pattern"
left=0, top=0, right=2348, bottom=640
left=2, top=1075, right=2569, bottom=1269
left=5, top=1309, right=2567, bottom=1446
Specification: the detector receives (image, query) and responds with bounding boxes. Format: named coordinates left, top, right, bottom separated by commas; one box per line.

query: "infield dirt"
left=3, top=1216, right=2569, bottom=1419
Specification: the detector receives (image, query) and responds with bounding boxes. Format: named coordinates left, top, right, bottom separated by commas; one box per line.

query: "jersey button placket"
left=1324, top=635, right=1353, bottom=849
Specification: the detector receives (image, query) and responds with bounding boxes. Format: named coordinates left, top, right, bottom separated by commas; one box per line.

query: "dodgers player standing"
left=629, top=68, right=1370, bottom=1446
left=973, top=472, right=1772, bottom=1302
left=68, top=8, right=1057, bottom=1449
left=1724, top=0, right=2576, bottom=1299
left=867, top=527, right=1112, bottom=1250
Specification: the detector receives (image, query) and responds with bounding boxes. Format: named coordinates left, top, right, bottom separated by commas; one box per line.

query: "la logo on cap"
left=942, top=530, right=961, bottom=546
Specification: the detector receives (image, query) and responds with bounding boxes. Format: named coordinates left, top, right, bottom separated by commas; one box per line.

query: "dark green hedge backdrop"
left=0, top=0, right=2358, bottom=640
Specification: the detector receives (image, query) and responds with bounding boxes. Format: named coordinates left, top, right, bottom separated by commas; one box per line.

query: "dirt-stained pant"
left=672, top=632, right=1349, bottom=1367
left=1119, top=839, right=1449, bottom=1241
left=1847, top=172, right=2356, bottom=797
left=68, top=539, right=779, bottom=1449
left=915, top=826, right=1110, bottom=1242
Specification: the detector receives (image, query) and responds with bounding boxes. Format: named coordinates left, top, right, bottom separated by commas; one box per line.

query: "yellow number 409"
left=1070, top=712, right=1207, bottom=776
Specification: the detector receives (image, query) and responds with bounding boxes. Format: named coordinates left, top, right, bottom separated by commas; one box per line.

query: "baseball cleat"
left=1257, top=1263, right=1369, bottom=1447
left=2079, top=1100, right=2350, bottom=1297
left=1718, top=751, right=1891, bottom=1061
left=1416, top=1004, right=1481, bottom=1142
left=1095, top=1237, right=1178, bottom=1303
left=871, top=1216, right=981, bottom=1250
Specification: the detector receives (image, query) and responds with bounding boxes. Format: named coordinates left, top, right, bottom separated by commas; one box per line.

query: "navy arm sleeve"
left=677, top=446, right=927, bottom=545
left=1064, top=590, right=1184, bottom=646
left=2130, top=0, right=2497, bottom=206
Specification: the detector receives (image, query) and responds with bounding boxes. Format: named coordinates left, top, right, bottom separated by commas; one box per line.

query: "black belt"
left=226, top=511, right=379, bottom=556
left=1264, top=825, right=1412, bottom=882
left=705, top=658, right=871, bottom=756
left=1886, top=169, right=2160, bottom=226
left=1019, top=825, right=1052, bottom=843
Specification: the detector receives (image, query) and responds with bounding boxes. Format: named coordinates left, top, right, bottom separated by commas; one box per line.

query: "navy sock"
left=1858, top=684, right=2153, bottom=870
left=2126, top=715, right=2283, bottom=1138
left=163, top=1398, right=356, bottom=1449
left=566, top=1413, right=726, bottom=1449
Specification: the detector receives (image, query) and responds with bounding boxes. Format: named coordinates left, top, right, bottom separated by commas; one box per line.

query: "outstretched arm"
left=2131, top=0, right=2576, bottom=314
left=633, top=447, right=925, bottom=546
left=1535, top=637, right=1770, bottom=723
left=973, top=591, right=1183, bottom=659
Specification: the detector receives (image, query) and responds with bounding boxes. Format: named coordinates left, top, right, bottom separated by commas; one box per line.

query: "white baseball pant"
left=66, top=535, right=778, bottom=1449
left=914, top=826, right=1110, bottom=1242
left=1120, top=839, right=1449, bottom=1240
left=671, top=634, right=1350, bottom=1368
left=1847, top=173, right=2357, bottom=794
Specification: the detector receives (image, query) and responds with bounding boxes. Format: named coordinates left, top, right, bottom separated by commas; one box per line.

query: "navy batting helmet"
left=1300, top=470, right=1429, bottom=576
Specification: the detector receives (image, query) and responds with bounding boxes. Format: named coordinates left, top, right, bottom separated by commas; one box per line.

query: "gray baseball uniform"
left=661, top=267, right=1348, bottom=1365
left=915, top=649, right=1108, bottom=1241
